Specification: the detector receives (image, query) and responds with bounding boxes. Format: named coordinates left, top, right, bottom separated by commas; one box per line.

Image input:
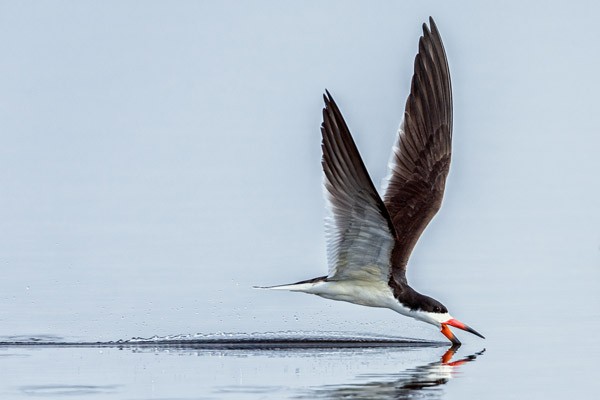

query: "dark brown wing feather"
left=321, top=91, right=397, bottom=281
left=384, top=17, right=453, bottom=283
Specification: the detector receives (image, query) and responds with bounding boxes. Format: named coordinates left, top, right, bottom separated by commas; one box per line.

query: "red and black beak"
left=441, top=318, right=485, bottom=345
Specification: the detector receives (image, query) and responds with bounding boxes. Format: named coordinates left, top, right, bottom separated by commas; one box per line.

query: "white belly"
left=307, top=280, right=397, bottom=309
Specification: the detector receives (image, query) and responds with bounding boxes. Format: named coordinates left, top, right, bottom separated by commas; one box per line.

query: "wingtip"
left=428, top=17, right=441, bottom=38
left=422, top=21, right=431, bottom=36
left=323, top=89, right=333, bottom=105
left=421, top=16, right=440, bottom=36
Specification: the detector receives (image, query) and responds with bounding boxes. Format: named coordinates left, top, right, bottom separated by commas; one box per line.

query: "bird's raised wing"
left=384, top=18, right=453, bottom=283
left=322, top=91, right=396, bottom=282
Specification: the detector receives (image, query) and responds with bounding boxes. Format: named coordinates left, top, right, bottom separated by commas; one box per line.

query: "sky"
left=0, top=1, right=598, bottom=343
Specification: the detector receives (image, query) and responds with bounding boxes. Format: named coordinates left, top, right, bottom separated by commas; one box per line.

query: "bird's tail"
left=253, top=276, right=327, bottom=292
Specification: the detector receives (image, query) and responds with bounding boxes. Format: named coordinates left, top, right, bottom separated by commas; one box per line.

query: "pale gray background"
left=0, top=2, right=599, bottom=397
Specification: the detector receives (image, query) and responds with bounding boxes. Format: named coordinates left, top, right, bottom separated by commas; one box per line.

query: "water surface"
left=0, top=333, right=483, bottom=400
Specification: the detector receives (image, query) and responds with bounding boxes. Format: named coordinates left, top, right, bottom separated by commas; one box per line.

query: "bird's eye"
left=433, top=306, right=440, bottom=312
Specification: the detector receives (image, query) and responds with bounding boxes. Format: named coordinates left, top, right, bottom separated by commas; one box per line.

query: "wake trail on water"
left=0, top=331, right=445, bottom=349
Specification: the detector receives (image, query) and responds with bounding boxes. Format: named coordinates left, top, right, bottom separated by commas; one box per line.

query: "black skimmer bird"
left=259, top=18, right=484, bottom=345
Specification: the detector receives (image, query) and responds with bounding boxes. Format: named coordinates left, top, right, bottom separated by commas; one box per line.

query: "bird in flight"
left=259, top=18, right=484, bottom=345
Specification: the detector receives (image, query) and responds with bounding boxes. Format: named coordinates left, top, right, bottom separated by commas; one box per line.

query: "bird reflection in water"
left=302, top=346, right=485, bottom=399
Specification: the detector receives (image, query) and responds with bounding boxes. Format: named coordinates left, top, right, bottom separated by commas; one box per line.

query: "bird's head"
left=413, top=296, right=485, bottom=345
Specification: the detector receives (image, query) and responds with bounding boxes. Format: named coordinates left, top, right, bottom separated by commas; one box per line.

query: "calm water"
left=0, top=334, right=481, bottom=400
left=1, top=256, right=598, bottom=399
left=1, top=288, right=599, bottom=400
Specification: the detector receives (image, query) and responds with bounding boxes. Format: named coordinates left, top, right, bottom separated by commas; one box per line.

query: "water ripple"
left=20, top=384, right=121, bottom=396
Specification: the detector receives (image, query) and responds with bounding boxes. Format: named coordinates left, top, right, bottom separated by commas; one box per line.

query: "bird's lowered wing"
left=321, top=91, right=396, bottom=282
left=384, top=18, right=453, bottom=283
